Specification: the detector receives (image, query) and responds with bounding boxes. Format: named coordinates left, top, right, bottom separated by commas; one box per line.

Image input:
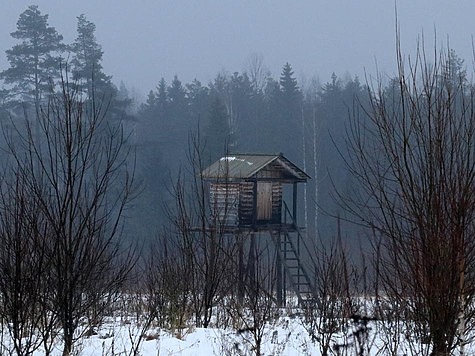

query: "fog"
left=1, top=1, right=475, bottom=244
left=1, top=0, right=475, bottom=96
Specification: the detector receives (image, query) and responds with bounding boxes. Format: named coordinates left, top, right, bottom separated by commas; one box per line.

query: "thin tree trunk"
left=458, top=254, right=466, bottom=355
left=301, top=105, right=308, bottom=230
left=312, top=106, right=318, bottom=240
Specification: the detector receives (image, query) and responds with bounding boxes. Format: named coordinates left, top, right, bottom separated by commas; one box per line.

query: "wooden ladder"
left=271, top=228, right=319, bottom=308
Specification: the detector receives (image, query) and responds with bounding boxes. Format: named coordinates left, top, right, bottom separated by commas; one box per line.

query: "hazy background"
left=1, top=0, right=475, bottom=98
left=1, top=1, right=475, bottom=245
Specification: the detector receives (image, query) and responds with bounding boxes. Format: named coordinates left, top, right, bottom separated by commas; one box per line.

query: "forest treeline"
left=136, top=64, right=365, bottom=241
left=0, top=5, right=369, bottom=242
left=0, top=5, right=469, bottom=256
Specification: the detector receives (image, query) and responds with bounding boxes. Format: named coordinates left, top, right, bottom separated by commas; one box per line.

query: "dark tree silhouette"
left=4, top=72, right=136, bottom=356
left=1, top=5, right=63, bottom=112
left=344, top=42, right=475, bottom=355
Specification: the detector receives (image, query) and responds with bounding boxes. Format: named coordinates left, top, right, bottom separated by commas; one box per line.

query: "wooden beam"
left=252, top=181, right=257, bottom=228
left=293, top=182, right=297, bottom=227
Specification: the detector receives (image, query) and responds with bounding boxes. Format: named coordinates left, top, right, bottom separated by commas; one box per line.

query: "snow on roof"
left=203, top=153, right=309, bottom=182
left=220, top=156, right=254, bottom=166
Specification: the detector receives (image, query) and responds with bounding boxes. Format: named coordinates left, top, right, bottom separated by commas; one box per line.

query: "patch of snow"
left=220, top=156, right=254, bottom=165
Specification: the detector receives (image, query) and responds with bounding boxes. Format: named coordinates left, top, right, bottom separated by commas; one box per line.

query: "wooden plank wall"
left=209, top=183, right=240, bottom=227
left=271, top=183, right=282, bottom=223
left=239, top=182, right=254, bottom=225
left=210, top=181, right=283, bottom=227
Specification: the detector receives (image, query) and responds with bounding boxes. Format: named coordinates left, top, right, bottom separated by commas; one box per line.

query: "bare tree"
left=150, top=228, right=193, bottom=336
left=303, top=236, right=355, bottom=356
left=0, top=165, right=55, bottom=355
left=224, top=241, right=277, bottom=356
left=343, top=38, right=475, bottom=355
left=116, top=242, right=183, bottom=356
left=4, top=70, right=136, bottom=356
left=245, top=52, right=270, bottom=94
left=164, top=132, right=239, bottom=329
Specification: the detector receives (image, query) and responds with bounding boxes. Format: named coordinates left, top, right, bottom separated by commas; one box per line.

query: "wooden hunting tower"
left=202, top=153, right=309, bottom=230
left=202, top=154, right=315, bottom=306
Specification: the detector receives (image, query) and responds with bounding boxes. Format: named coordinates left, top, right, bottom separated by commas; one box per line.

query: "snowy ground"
left=30, top=315, right=319, bottom=355
left=10, top=308, right=474, bottom=355
left=77, top=320, right=316, bottom=356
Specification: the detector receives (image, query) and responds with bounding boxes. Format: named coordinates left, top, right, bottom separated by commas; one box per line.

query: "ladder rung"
left=272, top=228, right=317, bottom=308
left=294, top=279, right=311, bottom=284
left=292, top=273, right=308, bottom=278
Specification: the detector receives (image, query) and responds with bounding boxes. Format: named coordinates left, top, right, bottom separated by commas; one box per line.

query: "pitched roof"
left=202, top=154, right=309, bottom=182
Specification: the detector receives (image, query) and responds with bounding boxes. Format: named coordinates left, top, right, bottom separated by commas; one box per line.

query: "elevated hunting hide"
left=202, top=154, right=309, bottom=229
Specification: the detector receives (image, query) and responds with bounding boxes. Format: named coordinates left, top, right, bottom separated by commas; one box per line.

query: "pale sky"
left=1, top=1, right=475, bottom=98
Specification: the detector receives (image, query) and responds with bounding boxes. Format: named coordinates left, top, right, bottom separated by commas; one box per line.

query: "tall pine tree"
left=1, top=5, right=63, bottom=112
left=70, top=14, right=134, bottom=122
left=70, top=14, right=113, bottom=99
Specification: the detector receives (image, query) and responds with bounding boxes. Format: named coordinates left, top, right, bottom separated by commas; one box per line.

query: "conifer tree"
left=156, top=78, right=168, bottom=113
left=277, top=63, right=302, bottom=162
left=205, top=97, right=232, bottom=162
left=187, top=79, right=210, bottom=121
left=1, top=5, right=63, bottom=112
left=280, top=62, right=300, bottom=100
left=168, top=76, right=187, bottom=113
left=70, top=14, right=114, bottom=100
left=70, top=14, right=134, bottom=122
left=167, top=75, right=190, bottom=155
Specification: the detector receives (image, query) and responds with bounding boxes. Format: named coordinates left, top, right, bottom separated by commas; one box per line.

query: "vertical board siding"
left=257, top=182, right=273, bottom=220
left=239, top=182, right=254, bottom=225
left=209, top=181, right=283, bottom=227
left=272, top=183, right=282, bottom=223
left=209, top=183, right=240, bottom=227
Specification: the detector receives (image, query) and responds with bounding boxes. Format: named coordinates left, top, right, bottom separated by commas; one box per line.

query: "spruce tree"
left=280, top=62, right=300, bottom=100
left=187, top=79, right=210, bottom=121
left=168, top=76, right=187, bottom=110
left=1, top=5, right=63, bottom=112
left=278, top=62, right=302, bottom=162
left=205, top=97, right=232, bottom=162
left=167, top=75, right=190, bottom=147
left=156, top=78, right=168, bottom=113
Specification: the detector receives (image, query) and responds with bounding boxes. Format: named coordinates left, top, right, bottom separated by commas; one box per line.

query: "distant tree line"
left=0, top=5, right=370, bottom=244
left=136, top=62, right=368, bottom=243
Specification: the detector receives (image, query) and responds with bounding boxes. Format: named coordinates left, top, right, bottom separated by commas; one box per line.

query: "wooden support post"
left=238, top=235, right=244, bottom=304
left=292, top=182, right=298, bottom=227
left=252, top=180, right=257, bottom=228
left=276, top=231, right=283, bottom=306
left=248, top=233, right=256, bottom=294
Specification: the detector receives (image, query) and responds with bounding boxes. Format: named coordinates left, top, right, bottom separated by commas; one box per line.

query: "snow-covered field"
left=18, top=312, right=473, bottom=355
left=0, top=297, right=468, bottom=355
left=74, top=318, right=317, bottom=356
left=25, top=315, right=318, bottom=355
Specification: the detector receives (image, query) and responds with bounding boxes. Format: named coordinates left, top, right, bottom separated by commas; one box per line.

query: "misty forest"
left=0, top=5, right=475, bottom=356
